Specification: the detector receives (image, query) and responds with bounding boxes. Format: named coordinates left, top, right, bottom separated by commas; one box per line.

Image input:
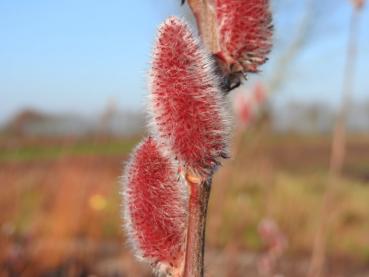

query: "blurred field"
left=1, top=131, right=369, bottom=276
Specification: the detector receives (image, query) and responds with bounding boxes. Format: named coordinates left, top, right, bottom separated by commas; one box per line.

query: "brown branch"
left=187, top=0, right=219, bottom=54
left=184, top=174, right=211, bottom=277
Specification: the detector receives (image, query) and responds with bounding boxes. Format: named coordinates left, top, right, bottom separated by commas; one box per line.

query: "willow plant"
left=122, top=1, right=273, bottom=276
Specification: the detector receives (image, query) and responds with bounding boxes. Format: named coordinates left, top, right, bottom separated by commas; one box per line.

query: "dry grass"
left=1, top=132, right=369, bottom=276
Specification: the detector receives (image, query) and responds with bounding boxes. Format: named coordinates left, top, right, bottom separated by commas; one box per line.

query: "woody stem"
left=183, top=176, right=211, bottom=277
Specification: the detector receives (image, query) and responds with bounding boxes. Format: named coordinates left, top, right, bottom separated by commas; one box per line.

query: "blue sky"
left=0, top=0, right=368, bottom=123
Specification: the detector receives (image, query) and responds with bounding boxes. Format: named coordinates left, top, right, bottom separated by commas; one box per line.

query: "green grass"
left=0, top=138, right=138, bottom=162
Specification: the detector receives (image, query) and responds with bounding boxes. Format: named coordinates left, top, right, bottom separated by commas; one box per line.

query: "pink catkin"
left=149, top=16, right=230, bottom=177
left=253, top=81, right=266, bottom=104
left=234, top=91, right=252, bottom=127
left=123, top=137, right=187, bottom=272
left=233, top=82, right=267, bottom=127
left=216, top=0, right=273, bottom=73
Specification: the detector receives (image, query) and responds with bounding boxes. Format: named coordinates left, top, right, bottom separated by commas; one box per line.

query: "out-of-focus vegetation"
left=1, top=130, right=368, bottom=276
left=0, top=137, right=137, bottom=162
left=0, top=0, right=367, bottom=275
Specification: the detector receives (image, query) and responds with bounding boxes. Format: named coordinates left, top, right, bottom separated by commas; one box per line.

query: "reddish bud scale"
left=149, top=17, right=230, bottom=177
left=216, top=0, right=273, bottom=73
left=122, top=137, right=187, bottom=273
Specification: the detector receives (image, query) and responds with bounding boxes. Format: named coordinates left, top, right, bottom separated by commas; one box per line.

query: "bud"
left=257, top=218, right=288, bottom=276
left=122, top=137, right=187, bottom=275
left=149, top=16, right=231, bottom=177
left=234, top=91, right=252, bottom=128
left=253, top=81, right=267, bottom=104
left=350, top=0, right=365, bottom=9
left=215, top=0, right=273, bottom=73
left=233, top=82, right=267, bottom=127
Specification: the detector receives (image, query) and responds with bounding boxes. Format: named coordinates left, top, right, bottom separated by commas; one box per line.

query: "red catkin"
left=149, top=16, right=230, bottom=177
left=122, top=137, right=187, bottom=274
left=233, top=82, right=267, bottom=127
left=215, top=0, right=273, bottom=73
left=234, top=91, right=252, bottom=127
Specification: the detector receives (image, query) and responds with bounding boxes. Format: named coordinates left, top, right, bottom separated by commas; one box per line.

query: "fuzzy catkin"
left=122, top=137, right=187, bottom=273
left=149, top=16, right=231, bottom=177
left=216, top=0, right=273, bottom=73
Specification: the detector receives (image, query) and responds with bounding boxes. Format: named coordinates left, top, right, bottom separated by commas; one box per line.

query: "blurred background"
left=0, top=0, right=368, bottom=276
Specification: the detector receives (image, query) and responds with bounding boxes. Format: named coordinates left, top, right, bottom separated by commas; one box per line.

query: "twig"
left=308, top=6, right=362, bottom=277
left=184, top=174, right=212, bottom=277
